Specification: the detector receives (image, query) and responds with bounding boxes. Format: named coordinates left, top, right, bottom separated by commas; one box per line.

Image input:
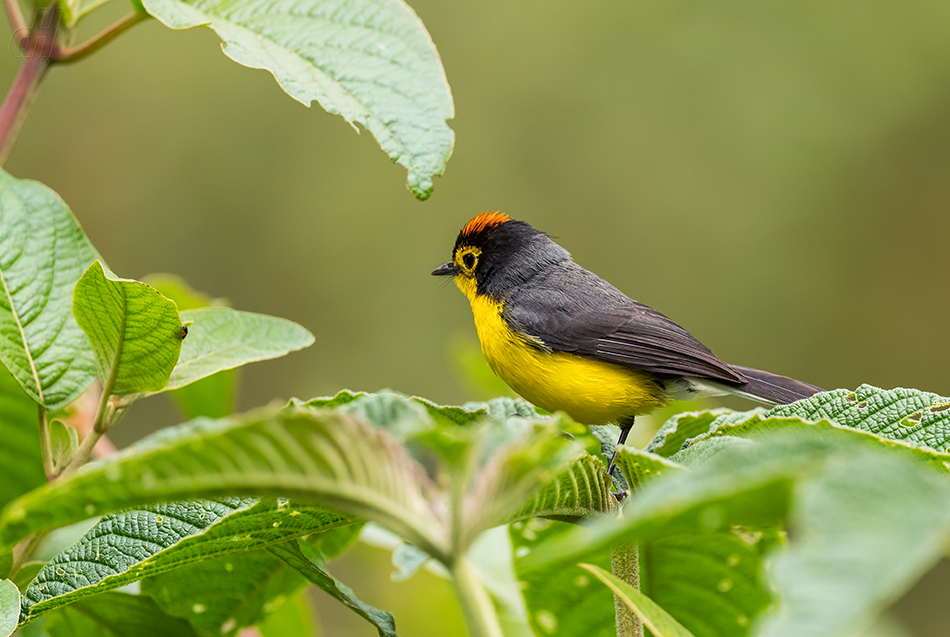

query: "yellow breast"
left=461, top=283, right=668, bottom=425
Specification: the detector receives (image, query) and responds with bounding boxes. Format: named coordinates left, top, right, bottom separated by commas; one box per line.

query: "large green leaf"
left=19, top=498, right=347, bottom=623
left=0, top=406, right=451, bottom=562
left=509, top=453, right=614, bottom=524
left=579, top=564, right=694, bottom=637
left=72, top=261, right=183, bottom=396
left=44, top=592, right=200, bottom=637
left=0, top=170, right=99, bottom=410
left=160, top=308, right=314, bottom=393
left=141, top=0, right=454, bottom=200
left=269, top=540, right=398, bottom=637
left=142, top=550, right=304, bottom=636
left=0, top=366, right=44, bottom=511
left=757, top=448, right=950, bottom=637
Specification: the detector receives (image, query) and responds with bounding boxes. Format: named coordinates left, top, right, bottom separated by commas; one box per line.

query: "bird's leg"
left=607, top=417, right=634, bottom=500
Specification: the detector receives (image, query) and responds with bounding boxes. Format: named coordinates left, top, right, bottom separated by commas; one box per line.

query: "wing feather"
left=504, top=263, right=745, bottom=385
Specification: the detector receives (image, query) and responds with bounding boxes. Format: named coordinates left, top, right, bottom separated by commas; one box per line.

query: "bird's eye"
left=462, top=252, right=476, bottom=270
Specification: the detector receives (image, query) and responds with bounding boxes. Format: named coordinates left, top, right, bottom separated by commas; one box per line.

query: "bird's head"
left=431, top=211, right=570, bottom=300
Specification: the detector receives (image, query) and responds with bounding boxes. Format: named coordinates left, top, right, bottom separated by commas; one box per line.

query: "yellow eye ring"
left=456, top=246, right=481, bottom=274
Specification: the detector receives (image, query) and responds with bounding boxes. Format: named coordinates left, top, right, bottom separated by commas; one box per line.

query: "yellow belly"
left=466, top=292, right=668, bottom=425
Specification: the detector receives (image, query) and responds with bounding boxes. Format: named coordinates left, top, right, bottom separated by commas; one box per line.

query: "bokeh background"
left=3, top=0, right=950, bottom=634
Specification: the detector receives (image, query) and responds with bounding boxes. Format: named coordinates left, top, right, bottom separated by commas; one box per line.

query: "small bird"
left=432, top=212, right=822, bottom=481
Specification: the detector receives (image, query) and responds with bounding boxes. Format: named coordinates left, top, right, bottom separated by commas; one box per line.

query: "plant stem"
left=611, top=543, right=643, bottom=637
left=450, top=554, right=504, bottom=637
left=52, top=11, right=150, bottom=65
left=59, top=382, right=118, bottom=476
left=3, top=0, right=27, bottom=42
left=37, top=404, right=54, bottom=481
left=0, top=50, right=48, bottom=164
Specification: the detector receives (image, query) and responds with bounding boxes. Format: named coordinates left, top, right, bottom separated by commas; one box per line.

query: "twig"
left=3, top=0, right=27, bottom=46
left=52, top=11, right=150, bottom=65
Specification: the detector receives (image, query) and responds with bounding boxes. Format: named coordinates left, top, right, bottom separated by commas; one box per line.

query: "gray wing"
left=504, top=263, right=745, bottom=384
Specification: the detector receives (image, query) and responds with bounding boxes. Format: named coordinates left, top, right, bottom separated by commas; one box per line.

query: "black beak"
left=431, top=262, right=459, bottom=276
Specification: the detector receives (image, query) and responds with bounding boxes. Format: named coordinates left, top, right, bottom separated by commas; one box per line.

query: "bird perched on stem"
left=433, top=212, right=821, bottom=492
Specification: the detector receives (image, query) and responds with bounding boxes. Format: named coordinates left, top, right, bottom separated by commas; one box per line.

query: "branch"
left=52, top=10, right=150, bottom=65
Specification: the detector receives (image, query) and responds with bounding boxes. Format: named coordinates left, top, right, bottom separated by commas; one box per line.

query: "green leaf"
left=0, top=366, right=44, bottom=511
left=640, top=532, right=772, bottom=637
left=58, top=0, right=116, bottom=26
left=141, top=550, right=304, bottom=636
left=140, top=0, right=454, bottom=200
left=646, top=409, right=761, bottom=457
left=10, top=562, right=43, bottom=593
left=143, top=274, right=237, bottom=418
left=511, top=519, right=614, bottom=637
left=142, top=274, right=227, bottom=312
left=47, top=420, right=78, bottom=474
left=170, top=369, right=237, bottom=419
left=19, top=498, right=347, bottom=622
left=161, top=308, right=313, bottom=392
left=614, top=447, right=684, bottom=491
left=72, top=261, right=183, bottom=395
left=1, top=579, right=17, bottom=637
left=510, top=453, right=614, bottom=524
left=258, top=589, right=316, bottom=637
left=579, top=563, right=695, bottom=637
left=390, top=542, right=428, bottom=582
left=757, top=448, right=950, bottom=637
left=0, top=170, right=99, bottom=410
left=768, top=384, right=950, bottom=451
left=44, top=592, right=200, bottom=637
left=269, top=540, right=398, bottom=637
left=0, top=407, right=450, bottom=563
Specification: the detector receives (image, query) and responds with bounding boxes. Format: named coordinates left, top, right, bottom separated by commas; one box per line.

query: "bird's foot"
left=611, top=489, right=628, bottom=502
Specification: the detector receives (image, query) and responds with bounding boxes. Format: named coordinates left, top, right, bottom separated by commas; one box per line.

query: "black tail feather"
left=729, top=365, right=823, bottom=405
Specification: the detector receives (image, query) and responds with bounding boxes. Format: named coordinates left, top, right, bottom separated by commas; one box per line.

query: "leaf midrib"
left=0, top=266, right=43, bottom=403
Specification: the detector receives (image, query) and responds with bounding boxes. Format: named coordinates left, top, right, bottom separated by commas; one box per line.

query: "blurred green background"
left=4, top=0, right=950, bottom=634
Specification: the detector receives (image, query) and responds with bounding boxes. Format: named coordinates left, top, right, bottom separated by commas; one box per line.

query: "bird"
left=432, top=211, right=822, bottom=485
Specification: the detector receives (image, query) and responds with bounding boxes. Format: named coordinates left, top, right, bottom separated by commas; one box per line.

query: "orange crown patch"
left=461, top=211, right=511, bottom=238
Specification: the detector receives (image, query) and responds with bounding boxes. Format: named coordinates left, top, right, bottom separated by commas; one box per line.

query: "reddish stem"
left=0, top=4, right=59, bottom=164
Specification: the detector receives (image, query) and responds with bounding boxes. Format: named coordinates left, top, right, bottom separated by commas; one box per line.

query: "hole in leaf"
left=857, top=401, right=868, bottom=409
left=931, top=402, right=950, bottom=414
left=845, top=392, right=857, bottom=403
left=900, top=412, right=923, bottom=428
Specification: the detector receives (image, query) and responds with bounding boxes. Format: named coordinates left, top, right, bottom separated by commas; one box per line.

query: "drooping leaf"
left=614, top=447, right=683, bottom=492
left=140, top=0, right=454, bottom=200
left=0, top=579, right=17, bottom=637
left=160, top=308, right=313, bottom=393
left=579, top=563, right=695, bottom=637
left=44, top=592, right=200, bottom=637
left=0, top=170, right=99, bottom=409
left=0, top=366, right=44, bottom=511
left=141, top=550, right=304, bottom=636
left=269, top=540, right=398, bottom=637
left=20, top=498, right=347, bottom=622
left=72, top=261, right=183, bottom=395
left=0, top=407, right=450, bottom=563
